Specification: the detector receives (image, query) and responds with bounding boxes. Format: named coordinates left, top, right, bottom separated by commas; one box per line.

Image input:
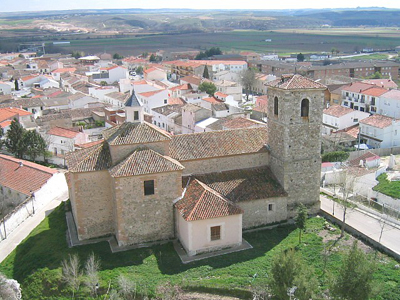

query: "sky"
left=2, top=0, right=400, bottom=13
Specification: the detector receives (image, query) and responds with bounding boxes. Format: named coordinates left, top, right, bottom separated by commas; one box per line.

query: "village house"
left=92, top=65, right=128, bottom=84
left=359, top=114, right=400, bottom=148
left=143, top=67, right=167, bottom=81
left=377, top=89, right=400, bottom=118
left=47, top=126, right=89, bottom=158
left=322, top=105, right=370, bottom=135
left=0, top=107, right=32, bottom=133
left=65, top=74, right=326, bottom=256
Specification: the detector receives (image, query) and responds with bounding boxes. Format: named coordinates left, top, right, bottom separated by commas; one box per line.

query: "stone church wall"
left=181, top=152, right=270, bottom=176
left=113, top=170, right=182, bottom=246
left=240, top=196, right=288, bottom=229
left=69, top=170, right=114, bottom=240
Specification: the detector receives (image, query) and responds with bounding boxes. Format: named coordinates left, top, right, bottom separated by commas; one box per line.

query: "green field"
left=0, top=202, right=399, bottom=299
left=373, top=174, right=400, bottom=199
left=49, top=29, right=400, bottom=56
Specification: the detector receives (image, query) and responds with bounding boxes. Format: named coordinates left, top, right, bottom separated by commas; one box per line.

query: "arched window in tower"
left=274, top=96, right=279, bottom=116
left=301, top=98, right=309, bottom=118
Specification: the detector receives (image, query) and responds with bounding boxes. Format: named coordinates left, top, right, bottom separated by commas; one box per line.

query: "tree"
left=84, top=253, right=100, bottom=297
left=0, top=127, right=3, bottom=150
left=295, top=203, right=307, bottom=244
left=14, top=79, right=19, bottom=91
left=195, top=51, right=207, bottom=60
left=198, top=82, right=216, bottom=96
left=202, top=66, right=210, bottom=79
left=136, top=66, right=143, bottom=75
left=5, top=119, right=26, bottom=158
left=24, top=130, right=47, bottom=162
left=371, top=71, right=383, bottom=79
left=149, top=54, right=157, bottom=62
left=117, top=274, right=136, bottom=300
left=113, top=53, right=124, bottom=60
left=100, top=81, right=107, bottom=86
left=332, top=241, right=375, bottom=300
left=61, top=254, right=82, bottom=299
left=297, top=53, right=305, bottom=62
left=322, top=151, right=349, bottom=162
left=0, top=272, right=21, bottom=300
left=240, top=68, right=256, bottom=101
left=269, top=248, right=318, bottom=300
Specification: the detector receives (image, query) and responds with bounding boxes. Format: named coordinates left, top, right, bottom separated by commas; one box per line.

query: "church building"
left=65, top=74, right=326, bottom=256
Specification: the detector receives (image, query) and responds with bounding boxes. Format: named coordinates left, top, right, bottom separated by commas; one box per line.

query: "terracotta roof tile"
left=323, top=105, right=354, bottom=118
left=103, top=122, right=171, bottom=146
left=190, top=167, right=287, bottom=203
left=48, top=127, right=79, bottom=139
left=359, top=114, right=397, bottom=129
left=341, top=82, right=374, bottom=93
left=180, top=75, right=202, bottom=86
left=0, top=154, right=57, bottom=195
left=65, top=141, right=111, bottom=172
left=168, top=97, right=186, bottom=105
left=362, top=86, right=388, bottom=97
left=0, top=107, right=31, bottom=122
left=140, top=89, right=164, bottom=97
left=349, top=151, right=380, bottom=166
left=267, top=74, right=326, bottom=90
left=223, top=117, right=265, bottom=129
left=203, top=97, right=223, bottom=104
left=175, top=179, right=243, bottom=221
left=109, top=148, right=184, bottom=177
left=170, top=127, right=268, bottom=161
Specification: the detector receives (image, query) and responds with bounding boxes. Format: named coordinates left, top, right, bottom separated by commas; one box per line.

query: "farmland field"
left=50, top=28, right=400, bottom=56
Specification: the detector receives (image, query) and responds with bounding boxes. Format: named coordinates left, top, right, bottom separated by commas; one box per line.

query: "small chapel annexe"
left=65, top=74, right=326, bottom=256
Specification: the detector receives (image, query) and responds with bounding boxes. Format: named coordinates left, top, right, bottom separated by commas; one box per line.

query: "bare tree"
left=84, top=252, right=100, bottom=297
left=240, top=69, right=256, bottom=101
left=61, top=254, right=82, bottom=299
left=117, top=274, right=136, bottom=300
left=0, top=272, right=21, bottom=300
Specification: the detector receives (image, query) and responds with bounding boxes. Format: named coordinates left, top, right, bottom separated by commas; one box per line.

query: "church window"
left=268, top=204, right=273, bottom=211
left=134, top=111, right=139, bottom=120
left=301, top=99, right=309, bottom=118
left=274, top=96, right=278, bottom=116
left=144, top=180, right=154, bottom=196
left=210, top=226, right=221, bottom=241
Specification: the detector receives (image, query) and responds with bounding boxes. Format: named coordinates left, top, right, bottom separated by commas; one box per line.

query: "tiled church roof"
left=103, top=122, right=171, bottom=145
left=65, top=142, right=111, bottom=172
left=267, top=74, right=326, bottom=90
left=109, top=148, right=184, bottom=177
left=169, top=127, right=268, bottom=161
left=175, top=179, right=243, bottom=221
left=191, top=167, right=287, bottom=202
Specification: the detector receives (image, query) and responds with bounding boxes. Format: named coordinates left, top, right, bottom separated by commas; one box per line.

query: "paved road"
left=320, top=195, right=400, bottom=257
left=0, top=197, right=66, bottom=263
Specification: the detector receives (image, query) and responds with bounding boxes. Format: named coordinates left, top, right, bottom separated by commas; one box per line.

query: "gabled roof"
left=180, top=75, right=202, bottom=86
left=170, top=127, right=268, bottom=161
left=65, top=141, right=111, bottom=173
left=0, top=107, right=31, bottom=122
left=359, top=114, right=396, bottom=129
left=223, top=117, right=265, bottom=129
left=203, top=96, right=223, bottom=104
left=48, top=126, right=80, bottom=139
left=140, top=89, right=165, bottom=98
left=191, top=166, right=287, bottom=203
left=349, top=151, right=380, bottom=166
left=361, top=79, right=398, bottom=89
left=362, top=86, right=388, bottom=97
left=341, top=82, right=374, bottom=93
left=323, top=105, right=354, bottom=118
left=267, top=74, right=326, bottom=90
left=109, top=148, right=184, bottom=177
left=175, top=179, right=243, bottom=221
left=103, top=122, right=171, bottom=146
left=0, top=154, right=57, bottom=195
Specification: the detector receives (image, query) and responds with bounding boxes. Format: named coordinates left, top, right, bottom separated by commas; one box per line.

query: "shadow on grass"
left=5, top=202, right=295, bottom=283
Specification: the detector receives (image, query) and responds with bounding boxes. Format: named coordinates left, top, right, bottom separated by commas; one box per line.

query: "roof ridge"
left=111, top=149, right=139, bottom=176
left=71, top=142, right=105, bottom=171
left=186, top=185, right=207, bottom=221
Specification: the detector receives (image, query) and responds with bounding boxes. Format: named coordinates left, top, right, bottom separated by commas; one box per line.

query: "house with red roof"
left=0, top=154, right=67, bottom=238
left=0, top=107, right=32, bottom=133
left=359, top=114, right=400, bottom=148
left=322, top=105, right=369, bottom=135
left=379, top=89, right=400, bottom=118
left=47, top=126, right=89, bottom=157
left=138, top=89, right=170, bottom=114
left=143, top=67, right=167, bottom=81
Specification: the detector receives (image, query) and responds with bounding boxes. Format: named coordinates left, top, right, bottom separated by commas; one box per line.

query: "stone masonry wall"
left=113, top=170, right=182, bottom=246
left=69, top=171, right=114, bottom=240
left=181, top=152, right=270, bottom=176
left=239, top=196, right=288, bottom=229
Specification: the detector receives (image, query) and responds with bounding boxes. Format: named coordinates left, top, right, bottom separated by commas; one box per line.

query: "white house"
left=138, top=89, right=170, bottom=114
left=359, top=114, right=400, bottom=148
left=47, top=127, right=89, bottom=157
left=322, top=105, right=370, bottom=135
left=0, top=81, right=13, bottom=95
left=103, top=92, right=130, bottom=108
left=92, top=65, right=128, bottom=84
left=214, top=80, right=242, bottom=102
left=88, top=86, right=119, bottom=101
left=378, top=89, right=400, bottom=119
left=143, top=67, right=167, bottom=81
left=151, top=104, right=183, bottom=133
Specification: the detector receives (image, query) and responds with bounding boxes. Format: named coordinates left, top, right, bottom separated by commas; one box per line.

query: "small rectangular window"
left=144, top=180, right=154, bottom=196
left=210, top=226, right=221, bottom=241
left=268, top=204, right=273, bottom=211
left=134, top=111, right=139, bottom=120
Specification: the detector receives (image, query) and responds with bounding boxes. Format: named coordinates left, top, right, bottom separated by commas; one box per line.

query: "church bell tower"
left=267, top=74, right=326, bottom=214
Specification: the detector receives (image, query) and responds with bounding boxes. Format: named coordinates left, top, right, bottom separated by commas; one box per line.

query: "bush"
left=322, top=151, right=349, bottom=162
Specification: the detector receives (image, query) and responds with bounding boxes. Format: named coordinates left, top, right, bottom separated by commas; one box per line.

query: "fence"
left=348, top=146, right=400, bottom=161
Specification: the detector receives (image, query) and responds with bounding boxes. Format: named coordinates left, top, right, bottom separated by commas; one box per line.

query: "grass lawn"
left=373, top=173, right=400, bottom=199
left=0, top=202, right=399, bottom=299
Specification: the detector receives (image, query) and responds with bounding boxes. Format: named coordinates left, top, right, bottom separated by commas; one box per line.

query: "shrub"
left=322, top=151, right=349, bottom=162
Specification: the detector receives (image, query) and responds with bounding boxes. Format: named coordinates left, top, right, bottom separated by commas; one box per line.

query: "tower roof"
left=267, top=74, right=326, bottom=90
left=125, top=90, right=141, bottom=107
